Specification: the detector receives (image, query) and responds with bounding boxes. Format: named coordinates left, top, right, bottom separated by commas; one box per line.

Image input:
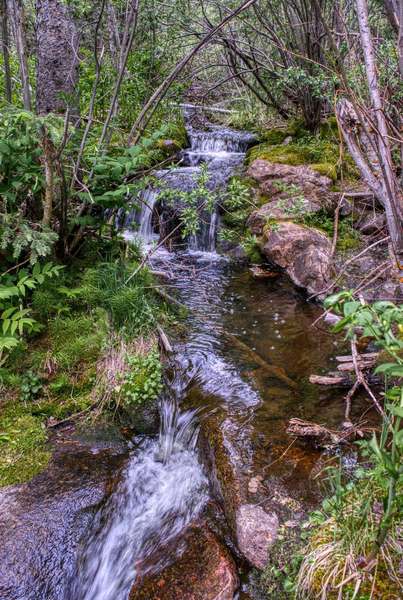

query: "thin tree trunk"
left=10, top=0, right=31, bottom=110
left=354, top=0, right=403, bottom=261
left=39, top=126, right=57, bottom=227
left=1, top=0, right=12, bottom=102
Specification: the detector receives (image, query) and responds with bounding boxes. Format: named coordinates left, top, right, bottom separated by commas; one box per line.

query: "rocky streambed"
left=0, top=118, right=383, bottom=599
left=0, top=254, right=371, bottom=600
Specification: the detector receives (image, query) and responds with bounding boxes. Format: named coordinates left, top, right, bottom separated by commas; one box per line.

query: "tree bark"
left=1, top=0, right=12, bottom=102
left=10, top=0, right=31, bottom=110
left=35, top=0, right=79, bottom=117
left=352, top=0, right=403, bottom=266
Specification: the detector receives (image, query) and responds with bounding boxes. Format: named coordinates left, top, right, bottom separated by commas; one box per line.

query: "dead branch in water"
left=287, top=417, right=375, bottom=447
left=222, top=331, right=298, bottom=389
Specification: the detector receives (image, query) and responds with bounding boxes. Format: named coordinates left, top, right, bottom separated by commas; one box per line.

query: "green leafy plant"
left=0, top=262, right=63, bottom=364
left=20, top=370, right=43, bottom=404
left=158, top=163, right=215, bottom=238
left=117, top=349, right=163, bottom=407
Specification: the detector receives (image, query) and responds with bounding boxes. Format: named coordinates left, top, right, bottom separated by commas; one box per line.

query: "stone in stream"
left=236, top=504, right=279, bottom=570
left=199, top=415, right=282, bottom=571
left=261, top=221, right=333, bottom=296
left=129, top=525, right=238, bottom=600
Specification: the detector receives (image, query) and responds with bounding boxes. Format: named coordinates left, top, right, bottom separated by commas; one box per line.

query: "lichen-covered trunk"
left=35, top=0, right=79, bottom=117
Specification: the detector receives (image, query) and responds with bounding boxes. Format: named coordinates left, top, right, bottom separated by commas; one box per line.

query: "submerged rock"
left=130, top=524, right=238, bottom=600
left=236, top=504, right=279, bottom=570
left=261, top=221, right=333, bottom=296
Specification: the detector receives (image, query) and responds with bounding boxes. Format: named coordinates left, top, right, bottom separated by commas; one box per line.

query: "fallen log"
left=223, top=331, right=298, bottom=389
left=286, top=417, right=375, bottom=447
left=335, top=352, right=378, bottom=362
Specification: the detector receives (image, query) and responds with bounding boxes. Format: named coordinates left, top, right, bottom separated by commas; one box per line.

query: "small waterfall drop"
left=123, top=112, right=255, bottom=253
left=71, top=397, right=208, bottom=600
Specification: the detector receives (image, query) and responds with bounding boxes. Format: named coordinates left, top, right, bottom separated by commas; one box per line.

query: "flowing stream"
left=0, top=116, right=359, bottom=600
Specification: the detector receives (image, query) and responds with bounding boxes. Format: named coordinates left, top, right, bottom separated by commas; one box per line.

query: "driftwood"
left=287, top=418, right=374, bottom=447
left=223, top=331, right=298, bottom=389
left=249, top=265, right=279, bottom=279
left=156, top=324, right=173, bottom=354
left=309, top=372, right=381, bottom=387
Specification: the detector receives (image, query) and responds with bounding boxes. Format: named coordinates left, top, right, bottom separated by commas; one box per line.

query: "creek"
left=0, top=115, right=360, bottom=600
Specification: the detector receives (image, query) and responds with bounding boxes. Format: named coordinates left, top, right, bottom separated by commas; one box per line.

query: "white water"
left=72, top=399, right=208, bottom=600
left=123, top=114, right=255, bottom=253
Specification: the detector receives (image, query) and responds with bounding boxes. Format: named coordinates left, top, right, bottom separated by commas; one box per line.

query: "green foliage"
left=20, top=370, right=43, bottom=403
left=0, top=262, right=63, bottom=365
left=1, top=216, right=58, bottom=265
left=158, top=163, right=215, bottom=238
left=46, top=311, right=108, bottom=373
left=295, top=294, right=403, bottom=598
left=117, top=349, right=163, bottom=408
left=76, top=261, right=163, bottom=335
left=301, top=210, right=361, bottom=251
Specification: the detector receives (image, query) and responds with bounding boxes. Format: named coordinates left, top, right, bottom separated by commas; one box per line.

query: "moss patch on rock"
left=0, top=401, right=51, bottom=487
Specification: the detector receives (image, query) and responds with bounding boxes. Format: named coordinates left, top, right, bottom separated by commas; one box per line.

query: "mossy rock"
left=0, top=407, right=51, bottom=487
left=310, top=162, right=338, bottom=181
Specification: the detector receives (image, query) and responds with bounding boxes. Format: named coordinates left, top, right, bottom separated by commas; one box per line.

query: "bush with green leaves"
left=158, top=163, right=215, bottom=239
left=20, top=371, right=43, bottom=404
left=118, top=349, right=163, bottom=408
left=0, top=262, right=63, bottom=365
left=294, top=293, right=403, bottom=599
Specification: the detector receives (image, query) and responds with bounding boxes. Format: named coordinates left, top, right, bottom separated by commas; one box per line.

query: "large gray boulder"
left=261, top=221, right=333, bottom=296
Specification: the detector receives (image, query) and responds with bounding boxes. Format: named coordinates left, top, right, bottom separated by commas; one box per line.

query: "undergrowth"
left=0, top=254, right=171, bottom=487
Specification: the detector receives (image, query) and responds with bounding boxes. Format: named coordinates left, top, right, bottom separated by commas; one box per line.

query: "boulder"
left=261, top=221, right=333, bottom=296
left=246, top=160, right=339, bottom=235
left=130, top=525, right=238, bottom=600
left=236, top=504, right=279, bottom=570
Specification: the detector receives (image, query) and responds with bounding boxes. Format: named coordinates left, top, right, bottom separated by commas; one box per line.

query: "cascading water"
left=68, top=116, right=259, bottom=600
left=123, top=112, right=256, bottom=253
left=70, top=397, right=208, bottom=600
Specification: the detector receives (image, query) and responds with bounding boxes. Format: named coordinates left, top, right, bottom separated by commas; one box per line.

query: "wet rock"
left=261, top=221, right=333, bottom=296
left=130, top=525, right=238, bottom=600
left=0, top=434, right=127, bottom=600
left=236, top=504, right=279, bottom=569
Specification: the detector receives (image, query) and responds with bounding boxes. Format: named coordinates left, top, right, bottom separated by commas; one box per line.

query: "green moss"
left=309, top=162, right=338, bottom=181
left=0, top=404, right=50, bottom=486
left=247, top=119, right=360, bottom=182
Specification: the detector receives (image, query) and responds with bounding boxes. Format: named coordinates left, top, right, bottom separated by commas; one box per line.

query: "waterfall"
left=123, top=115, right=255, bottom=253
left=71, top=398, right=208, bottom=600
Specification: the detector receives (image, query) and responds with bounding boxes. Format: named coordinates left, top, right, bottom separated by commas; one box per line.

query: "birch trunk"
left=10, top=0, right=31, bottom=110
left=353, top=0, right=403, bottom=263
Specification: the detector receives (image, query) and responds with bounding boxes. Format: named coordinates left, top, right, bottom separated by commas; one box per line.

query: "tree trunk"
left=10, top=0, right=31, bottom=110
left=353, top=0, right=403, bottom=265
left=1, top=0, right=12, bottom=102
left=35, top=0, right=79, bottom=117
